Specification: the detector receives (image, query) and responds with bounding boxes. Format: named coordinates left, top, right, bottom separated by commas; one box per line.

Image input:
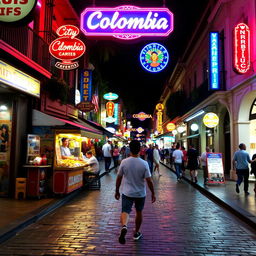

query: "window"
left=249, top=98, right=256, bottom=120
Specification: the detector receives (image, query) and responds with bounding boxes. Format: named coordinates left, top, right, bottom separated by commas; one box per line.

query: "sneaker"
left=133, top=232, right=142, bottom=241
left=119, top=226, right=127, bottom=244
left=245, top=191, right=250, bottom=196
left=236, top=184, right=240, bottom=193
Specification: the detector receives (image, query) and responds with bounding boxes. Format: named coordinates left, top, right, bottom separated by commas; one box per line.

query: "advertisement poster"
left=27, top=134, right=40, bottom=157
left=206, top=153, right=225, bottom=183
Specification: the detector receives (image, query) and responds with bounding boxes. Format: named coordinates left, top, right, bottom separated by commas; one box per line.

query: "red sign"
left=49, top=25, right=86, bottom=70
left=234, top=23, right=250, bottom=74
left=76, top=102, right=95, bottom=112
left=106, top=101, right=115, bottom=117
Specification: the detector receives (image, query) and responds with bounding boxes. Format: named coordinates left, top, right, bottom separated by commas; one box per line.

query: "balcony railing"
left=0, top=24, right=59, bottom=75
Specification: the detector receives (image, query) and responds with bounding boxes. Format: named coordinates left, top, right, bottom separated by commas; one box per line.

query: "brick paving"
left=0, top=165, right=256, bottom=255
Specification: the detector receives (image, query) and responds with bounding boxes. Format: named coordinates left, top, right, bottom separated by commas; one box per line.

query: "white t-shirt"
left=60, top=146, right=72, bottom=157
left=84, top=155, right=99, bottom=173
left=118, top=156, right=151, bottom=198
left=172, top=149, right=183, bottom=164
left=153, top=148, right=160, bottom=163
left=102, top=143, right=112, bottom=157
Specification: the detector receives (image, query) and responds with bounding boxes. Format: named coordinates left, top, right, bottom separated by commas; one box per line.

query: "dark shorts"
left=122, top=194, right=146, bottom=214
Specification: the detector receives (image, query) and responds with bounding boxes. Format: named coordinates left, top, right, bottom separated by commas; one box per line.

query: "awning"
left=32, top=110, right=104, bottom=139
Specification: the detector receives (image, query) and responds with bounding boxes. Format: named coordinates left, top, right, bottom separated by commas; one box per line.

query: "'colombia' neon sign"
left=209, top=32, right=220, bottom=90
left=140, top=43, right=169, bottom=72
left=234, top=23, right=250, bottom=74
left=80, top=5, right=174, bottom=40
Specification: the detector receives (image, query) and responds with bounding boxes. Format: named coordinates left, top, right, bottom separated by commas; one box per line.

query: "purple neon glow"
left=37, top=1, right=42, bottom=8
left=80, top=5, right=174, bottom=40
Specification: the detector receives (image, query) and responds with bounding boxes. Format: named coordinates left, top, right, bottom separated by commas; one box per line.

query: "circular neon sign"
left=0, top=0, right=37, bottom=23
left=203, top=113, right=219, bottom=128
left=140, top=43, right=169, bottom=73
left=166, top=122, right=176, bottom=132
left=103, top=92, right=119, bottom=101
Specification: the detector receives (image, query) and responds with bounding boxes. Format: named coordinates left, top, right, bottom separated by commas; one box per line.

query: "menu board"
left=206, top=153, right=225, bottom=183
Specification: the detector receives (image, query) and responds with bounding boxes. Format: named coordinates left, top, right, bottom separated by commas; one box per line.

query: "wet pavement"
left=0, top=165, right=256, bottom=255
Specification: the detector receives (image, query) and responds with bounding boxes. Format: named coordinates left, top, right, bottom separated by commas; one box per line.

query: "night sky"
left=70, top=0, right=208, bottom=116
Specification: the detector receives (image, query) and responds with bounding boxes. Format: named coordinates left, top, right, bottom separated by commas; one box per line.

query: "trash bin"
left=15, top=178, right=26, bottom=199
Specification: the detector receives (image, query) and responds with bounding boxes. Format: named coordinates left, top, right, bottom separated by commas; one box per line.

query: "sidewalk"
left=0, top=160, right=113, bottom=243
left=161, top=161, right=256, bottom=229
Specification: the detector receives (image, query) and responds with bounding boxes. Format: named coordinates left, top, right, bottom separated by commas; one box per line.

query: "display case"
left=53, top=130, right=87, bottom=194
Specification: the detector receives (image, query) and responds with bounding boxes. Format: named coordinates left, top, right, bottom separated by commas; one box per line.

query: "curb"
left=160, top=162, right=256, bottom=232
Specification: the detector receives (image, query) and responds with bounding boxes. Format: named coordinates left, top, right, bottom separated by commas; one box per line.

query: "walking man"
left=200, top=146, right=211, bottom=184
left=172, top=143, right=183, bottom=181
left=102, top=140, right=112, bottom=172
left=115, top=140, right=156, bottom=244
left=233, top=143, right=255, bottom=195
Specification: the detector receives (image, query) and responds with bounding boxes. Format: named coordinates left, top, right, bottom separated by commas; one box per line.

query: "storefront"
left=0, top=60, right=40, bottom=197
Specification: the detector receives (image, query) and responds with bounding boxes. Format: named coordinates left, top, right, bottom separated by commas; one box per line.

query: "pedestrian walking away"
left=200, top=146, right=211, bottom=185
left=115, top=140, right=156, bottom=244
left=102, top=140, right=112, bottom=172
left=233, top=143, right=255, bottom=195
left=172, top=143, right=184, bottom=181
left=146, top=144, right=154, bottom=174
left=187, top=144, right=199, bottom=183
left=153, top=144, right=162, bottom=176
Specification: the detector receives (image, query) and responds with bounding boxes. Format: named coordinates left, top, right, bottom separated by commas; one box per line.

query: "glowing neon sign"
left=140, top=43, right=169, bottom=72
left=80, top=5, right=174, bottom=40
left=133, top=112, right=152, bottom=121
left=166, top=122, right=176, bottom=132
left=103, top=92, right=119, bottom=101
left=209, top=32, right=220, bottom=90
left=234, top=23, right=250, bottom=74
left=49, top=25, right=86, bottom=70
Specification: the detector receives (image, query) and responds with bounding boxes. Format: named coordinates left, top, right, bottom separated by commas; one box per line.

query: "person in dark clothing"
left=187, top=144, right=199, bottom=183
left=251, top=153, right=256, bottom=194
left=146, top=144, right=154, bottom=174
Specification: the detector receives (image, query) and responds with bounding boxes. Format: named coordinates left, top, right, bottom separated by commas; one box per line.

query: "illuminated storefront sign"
left=0, top=60, right=40, bottom=97
left=166, top=122, right=176, bottom=132
left=234, top=23, right=250, bottom=74
left=79, top=69, right=92, bottom=102
left=156, top=103, right=164, bottom=134
left=132, top=112, right=152, bottom=121
left=106, top=101, right=115, bottom=117
left=136, top=127, right=144, bottom=133
left=103, top=92, right=119, bottom=101
left=114, top=103, right=119, bottom=125
left=209, top=32, right=220, bottom=90
left=49, top=25, right=86, bottom=70
left=0, top=0, right=37, bottom=23
left=81, top=5, right=174, bottom=40
left=203, top=112, right=219, bottom=128
left=140, top=43, right=169, bottom=73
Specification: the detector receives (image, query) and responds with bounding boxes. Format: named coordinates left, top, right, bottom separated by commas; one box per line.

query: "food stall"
left=53, top=130, right=87, bottom=194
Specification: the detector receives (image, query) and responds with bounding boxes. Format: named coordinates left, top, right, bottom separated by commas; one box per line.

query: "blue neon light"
left=140, top=43, right=169, bottom=73
left=209, top=32, right=220, bottom=90
left=114, top=103, right=119, bottom=125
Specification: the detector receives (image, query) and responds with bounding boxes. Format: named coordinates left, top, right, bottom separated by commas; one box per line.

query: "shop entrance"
left=224, top=112, right=231, bottom=175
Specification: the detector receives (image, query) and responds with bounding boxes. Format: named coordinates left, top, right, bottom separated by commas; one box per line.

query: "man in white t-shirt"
left=115, top=140, right=156, bottom=244
left=172, top=143, right=184, bottom=181
left=102, top=140, right=112, bottom=172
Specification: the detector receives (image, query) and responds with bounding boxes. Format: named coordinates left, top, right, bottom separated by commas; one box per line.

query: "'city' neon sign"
left=234, top=23, right=250, bottom=74
left=80, top=5, right=174, bottom=40
left=209, top=32, right=220, bottom=90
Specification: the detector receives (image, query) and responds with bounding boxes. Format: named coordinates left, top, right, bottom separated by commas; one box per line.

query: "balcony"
left=0, top=24, right=59, bottom=76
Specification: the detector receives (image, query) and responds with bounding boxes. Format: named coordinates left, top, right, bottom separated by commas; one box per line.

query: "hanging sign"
left=209, top=32, right=220, bottom=90
left=79, top=69, right=92, bottom=102
left=80, top=5, right=174, bottom=40
left=140, top=43, right=169, bottom=72
left=103, top=92, right=119, bottom=101
left=203, top=112, right=219, bottom=128
left=155, top=103, right=164, bottom=134
left=132, top=112, right=152, bottom=121
left=234, top=23, right=250, bottom=74
left=206, top=153, right=225, bottom=184
left=106, top=101, right=115, bottom=117
left=0, top=0, right=37, bottom=23
left=49, top=25, right=86, bottom=70
left=76, top=102, right=95, bottom=112
left=166, top=122, right=176, bottom=132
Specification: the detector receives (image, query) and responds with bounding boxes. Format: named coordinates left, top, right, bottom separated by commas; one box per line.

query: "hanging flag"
left=92, top=93, right=99, bottom=112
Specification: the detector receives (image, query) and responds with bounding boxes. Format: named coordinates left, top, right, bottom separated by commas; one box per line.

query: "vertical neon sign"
left=209, top=32, right=220, bottom=90
left=114, top=103, right=119, bottom=125
left=234, top=23, right=250, bottom=74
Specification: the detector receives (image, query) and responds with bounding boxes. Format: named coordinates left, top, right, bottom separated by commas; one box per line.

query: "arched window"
left=249, top=98, right=256, bottom=120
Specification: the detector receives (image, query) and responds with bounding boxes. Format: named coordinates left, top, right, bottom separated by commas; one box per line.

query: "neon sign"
left=106, top=101, right=115, bottom=117
left=209, top=32, right=220, bottom=90
left=80, top=5, right=174, bottom=40
left=234, top=23, right=250, bottom=74
left=156, top=103, right=164, bottom=134
left=103, top=92, right=119, bottom=101
left=140, top=43, right=169, bottom=72
left=49, top=25, right=86, bottom=70
left=132, top=112, right=152, bottom=121
left=166, top=122, right=176, bottom=132
left=203, top=112, right=219, bottom=128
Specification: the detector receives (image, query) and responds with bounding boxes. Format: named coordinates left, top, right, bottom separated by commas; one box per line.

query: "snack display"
left=57, top=159, right=86, bottom=168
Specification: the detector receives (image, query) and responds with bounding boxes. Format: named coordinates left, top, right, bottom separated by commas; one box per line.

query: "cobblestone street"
left=0, top=165, right=256, bottom=256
